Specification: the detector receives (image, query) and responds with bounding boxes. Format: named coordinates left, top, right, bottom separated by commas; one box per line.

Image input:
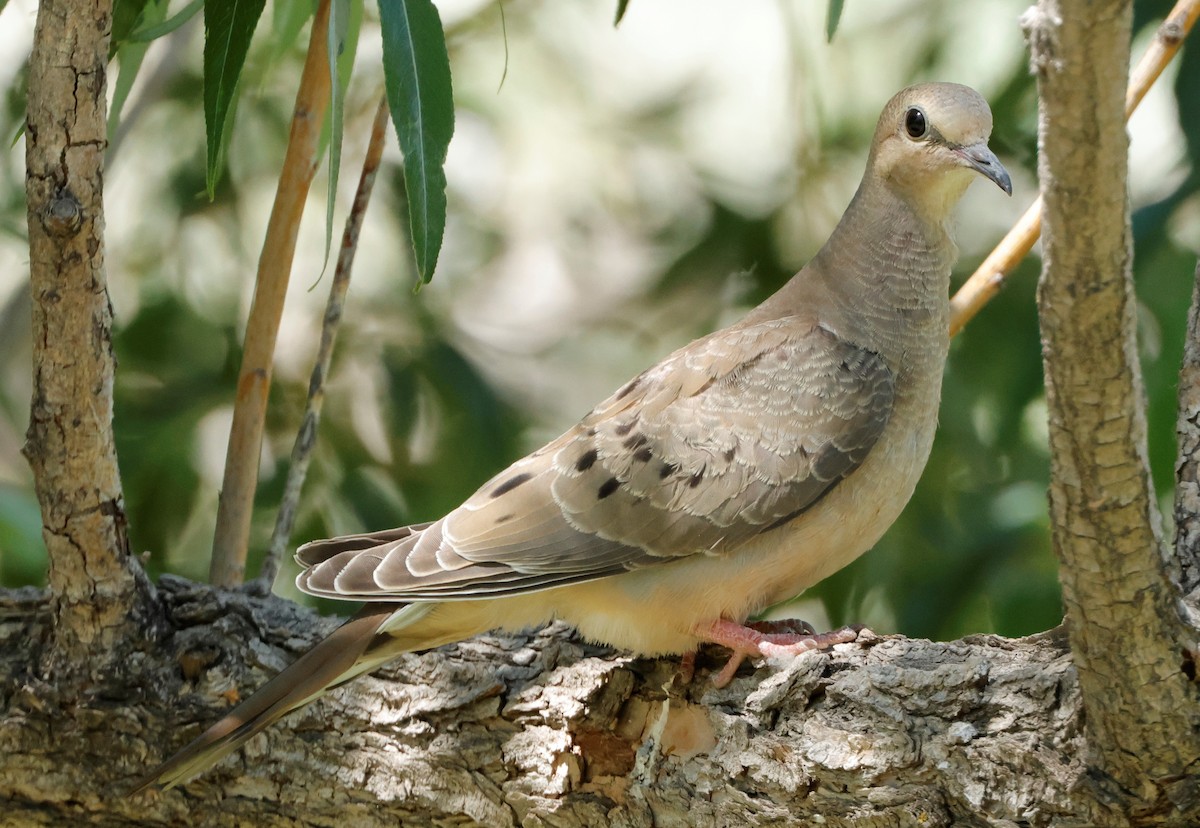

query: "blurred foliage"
left=1, top=0, right=1198, bottom=645
left=111, top=0, right=451, bottom=279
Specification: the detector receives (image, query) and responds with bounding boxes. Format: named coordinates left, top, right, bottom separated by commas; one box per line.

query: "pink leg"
left=694, top=619, right=862, bottom=688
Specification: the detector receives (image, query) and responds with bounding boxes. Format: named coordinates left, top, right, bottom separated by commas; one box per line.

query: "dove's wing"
left=297, top=319, right=894, bottom=601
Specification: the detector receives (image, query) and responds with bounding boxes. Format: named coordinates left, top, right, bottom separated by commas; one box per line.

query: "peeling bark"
left=1027, top=0, right=1200, bottom=811
left=1, top=579, right=1101, bottom=827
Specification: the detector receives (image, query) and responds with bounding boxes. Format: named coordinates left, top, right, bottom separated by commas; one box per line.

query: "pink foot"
left=695, top=618, right=863, bottom=688
left=678, top=650, right=697, bottom=684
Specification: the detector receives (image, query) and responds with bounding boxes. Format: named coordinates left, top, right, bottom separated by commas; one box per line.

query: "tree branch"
left=210, top=0, right=333, bottom=587
left=23, top=0, right=154, bottom=674
left=0, top=581, right=1108, bottom=827
left=1028, top=0, right=1200, bottom=806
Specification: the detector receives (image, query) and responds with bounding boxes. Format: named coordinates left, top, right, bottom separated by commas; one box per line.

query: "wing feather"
left=297, top=320, right=895, bottom=603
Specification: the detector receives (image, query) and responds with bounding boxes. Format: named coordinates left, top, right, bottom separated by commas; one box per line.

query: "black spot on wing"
left=615, top=375, right=642, bottom=400
left=659, top=462, right=677, bottom=479
left=597, top=477, right=621, bottom=499
left=633, top=446, right=653, bottom=463
left=615, top=419, right=637, bottom=437
left=491, top=472, right=533, bottom=498
left=623, top=433, right=648, bottom=450
left=688, top=469, right=704, bottom=488
left=575, top=448, right=598, bottom=472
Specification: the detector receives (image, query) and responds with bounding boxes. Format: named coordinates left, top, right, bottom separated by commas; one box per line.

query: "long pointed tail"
left=131, top=603, right=406, bottom=794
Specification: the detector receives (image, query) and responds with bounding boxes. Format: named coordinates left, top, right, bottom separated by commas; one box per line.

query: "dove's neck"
left=749, top=175, right=956, bottom=363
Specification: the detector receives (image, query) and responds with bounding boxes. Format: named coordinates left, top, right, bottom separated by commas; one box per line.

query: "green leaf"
left=266, top=0, right=315, bottom=73
left=108, top=0, right=170, bottom=137
left=323, top=0, right=355, bottom=267
left=126, top=0, right=204, bottom=43
left=378, top=0, right=454, bottom=284
left=826, top=0, right=845, bottom=42
left=203, top=0, right=268, bottom=197
left=111, top=0, right=153, bottom=55
left=614, top=0, right=630, bottom=26
left=272, top=0, right=316, bottom=54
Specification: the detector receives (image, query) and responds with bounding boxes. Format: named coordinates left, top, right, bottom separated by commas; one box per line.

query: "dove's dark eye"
left=904, top=107, right=928, bottom=139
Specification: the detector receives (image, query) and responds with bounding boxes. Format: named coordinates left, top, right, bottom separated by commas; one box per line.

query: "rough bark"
left=23, top=0, right=154, bottom=678
left=1175, top=262, right=1200, bottom=600
left=1, top=579, right=1099, bottom=828
left=1027, top=0, right=1200, bottom=813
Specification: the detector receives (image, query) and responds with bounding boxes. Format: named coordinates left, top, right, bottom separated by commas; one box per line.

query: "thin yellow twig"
left=210, top=0, right=333, bottom=587
left=255, top=95, right=392, bottom=591
left=948, top=0, right=1200, bottom=338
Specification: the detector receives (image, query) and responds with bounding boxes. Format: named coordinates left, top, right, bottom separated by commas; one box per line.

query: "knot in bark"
left=43, top=190, right=82, bottom=236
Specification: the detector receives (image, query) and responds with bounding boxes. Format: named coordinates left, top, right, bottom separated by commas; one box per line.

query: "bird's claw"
left=696, top=619, right=864, bottom=688
left=756, top=625, right=861, bottom=660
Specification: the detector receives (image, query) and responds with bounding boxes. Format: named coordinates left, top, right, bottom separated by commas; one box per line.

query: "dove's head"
left=869, top=82, right=1012, bottom=220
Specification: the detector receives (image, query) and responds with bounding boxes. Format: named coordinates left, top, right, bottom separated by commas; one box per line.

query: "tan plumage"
left=133, top=82, right=1011, bottom=793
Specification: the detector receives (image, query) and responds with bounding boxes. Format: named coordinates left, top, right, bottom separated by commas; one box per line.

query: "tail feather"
left=131, top=603, right=404, bottom=794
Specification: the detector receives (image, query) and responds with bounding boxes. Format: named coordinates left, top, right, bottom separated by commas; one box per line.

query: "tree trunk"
left=1174, top=261, right=1200, bottom=600
left=1028, top=0, right=1200, bottom=813
left=22, top=0, right=155, bottom=681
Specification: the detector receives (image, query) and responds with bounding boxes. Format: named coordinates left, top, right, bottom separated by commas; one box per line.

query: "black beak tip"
left=958, top=144, right=1013, bottom=196
left=994, top=170, right=1013, bottom=197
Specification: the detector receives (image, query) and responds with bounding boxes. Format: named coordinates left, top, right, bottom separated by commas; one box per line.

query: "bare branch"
left=0, top=581, right=1104, bottom=827
left=210, top=0, right=334, bottom=587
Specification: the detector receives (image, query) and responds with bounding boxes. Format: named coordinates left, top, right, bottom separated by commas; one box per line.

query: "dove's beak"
left=957, top=143, right=1012, bottom=195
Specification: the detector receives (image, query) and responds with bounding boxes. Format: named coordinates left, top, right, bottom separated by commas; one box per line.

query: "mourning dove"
left=134, top=82, right=1011, bottom=792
